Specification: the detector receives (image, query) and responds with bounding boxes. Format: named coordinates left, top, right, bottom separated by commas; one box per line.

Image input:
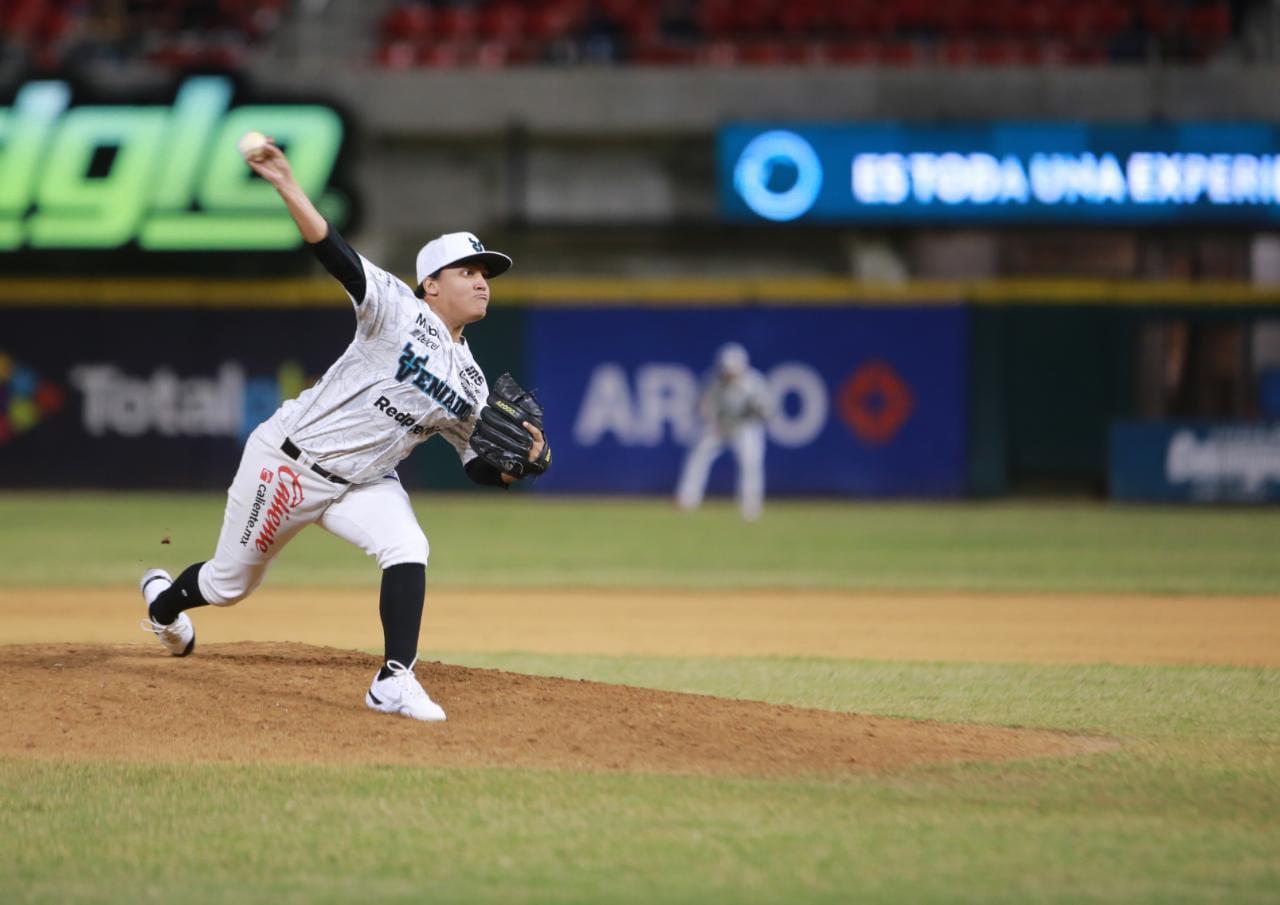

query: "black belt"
left=281, top=438, right=349, bottom=485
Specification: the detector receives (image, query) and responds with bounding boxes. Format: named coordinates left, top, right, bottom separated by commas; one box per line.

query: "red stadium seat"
left=479, top=2, right=525, bottom=41
left=417, top=42, right=466, bottom=68
left=826, top=40, right=876, bottom=64
left=877, top=40, right=919, bottom=65
left=736, top=40, right=792, bottom=66
left=376, top=41, right=417, bottom=70
left=1188, top=3, right=1232, bottom=44
left=433, top=6, right=479, bottom=41
left=8, top=0, right=1245, bottom=71
left=778, top=0, right=828, bottom=36
left=380, top=4, right=432, bottom=43
left=632, top=41, right=697, bottom=64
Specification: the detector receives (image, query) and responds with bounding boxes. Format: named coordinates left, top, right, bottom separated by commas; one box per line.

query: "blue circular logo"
left=732, top=130, right=823, bottom=222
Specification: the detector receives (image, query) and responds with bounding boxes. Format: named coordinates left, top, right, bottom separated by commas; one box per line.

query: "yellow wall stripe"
left=3, top=276, right=1280, bottom=307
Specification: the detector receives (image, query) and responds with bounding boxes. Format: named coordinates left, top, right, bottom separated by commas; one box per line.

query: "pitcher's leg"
left=320, top=475, right=429, bottom=671
left=379, top=563, right=426, bottom=674
left=201, top=436, right=334, bottom=606
left=320, top=476, right=444, bottom=719
left=147, top=562, right=210, bottom=626
left=142, top=426, right=339, bottom=657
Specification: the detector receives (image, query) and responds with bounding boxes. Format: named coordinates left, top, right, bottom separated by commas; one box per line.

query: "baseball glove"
left=468, top=373, right=552, bottom=479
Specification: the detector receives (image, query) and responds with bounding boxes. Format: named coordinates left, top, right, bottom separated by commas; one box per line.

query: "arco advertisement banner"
left=526, top=306, right=970, bottom=497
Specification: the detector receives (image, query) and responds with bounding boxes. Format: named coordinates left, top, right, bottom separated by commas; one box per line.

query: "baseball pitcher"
left=139, top=137, right=550, bottom=722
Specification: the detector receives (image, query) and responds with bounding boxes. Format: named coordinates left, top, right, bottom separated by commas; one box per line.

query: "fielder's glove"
left=468, top=373, right=552, bottom=479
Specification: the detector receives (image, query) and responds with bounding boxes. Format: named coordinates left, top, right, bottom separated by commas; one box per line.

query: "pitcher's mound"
left=0, top=643, right=1107, bottom=777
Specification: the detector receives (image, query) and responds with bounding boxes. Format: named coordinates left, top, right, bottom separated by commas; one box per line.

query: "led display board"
left=720, top=123, right=1280, bottom=225
left=0, top=76, right=350, bottom=257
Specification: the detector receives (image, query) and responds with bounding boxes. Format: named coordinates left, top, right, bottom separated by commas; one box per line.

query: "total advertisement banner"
left=1110, top=420, right=1280, bottom=502
left=526, top=306, right=970, bottom=497
left=0, top=307, right=357, bottom=487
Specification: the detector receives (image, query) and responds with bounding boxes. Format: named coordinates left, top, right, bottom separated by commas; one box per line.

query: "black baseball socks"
left=148, top=561, right=210, bottom=626
left=378, top=562, right=426, bottom=679
left=150, top=560, right=424, bottom=677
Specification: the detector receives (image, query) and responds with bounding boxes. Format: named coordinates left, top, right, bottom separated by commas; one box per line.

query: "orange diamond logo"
left=837, top=360, right=914, bottom=446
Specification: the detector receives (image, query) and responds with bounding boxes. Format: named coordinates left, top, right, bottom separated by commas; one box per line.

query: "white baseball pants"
left=196, top=420, right=428, bottom=606
left=675, top=424, right=766, bottom=521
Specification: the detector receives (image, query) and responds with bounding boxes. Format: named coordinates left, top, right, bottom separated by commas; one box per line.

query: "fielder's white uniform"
left=198, top=255, right=488, bottom=606
left=676, top=344, right=770, bottom=521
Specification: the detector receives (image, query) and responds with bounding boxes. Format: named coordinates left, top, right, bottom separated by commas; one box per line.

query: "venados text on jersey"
left=394, top=344, right=473, bottom=419
left=373, top=395, right=431, bottom=436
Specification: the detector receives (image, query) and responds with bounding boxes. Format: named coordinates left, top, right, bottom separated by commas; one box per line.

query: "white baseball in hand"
left=237, top=130, right=270, bottom=163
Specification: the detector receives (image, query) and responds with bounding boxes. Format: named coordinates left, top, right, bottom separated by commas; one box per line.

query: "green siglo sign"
left=0, top=77, right=347, bottom=251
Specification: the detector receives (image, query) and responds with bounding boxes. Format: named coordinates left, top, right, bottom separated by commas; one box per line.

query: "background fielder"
left=676, top=343, right=770, bottom=521
left=139, top=137, right=549, bottom=723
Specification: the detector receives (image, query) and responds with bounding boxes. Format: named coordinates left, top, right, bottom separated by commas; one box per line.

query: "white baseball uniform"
left=197, top=254, right=488, bottom=606
left=676, top=362, right=770, bottom=521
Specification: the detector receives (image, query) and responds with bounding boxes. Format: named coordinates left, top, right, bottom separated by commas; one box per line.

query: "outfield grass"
left=2, top=492, right=1279, bottom=593
left=2, top=493, right=1278, bottom=902
left=2, top=753, right=1278, bottom=905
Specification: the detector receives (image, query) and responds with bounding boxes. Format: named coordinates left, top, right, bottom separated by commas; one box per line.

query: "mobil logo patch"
left=0, top=350, right=66, bottom=444
left=837, top=360, right=915, bottom=446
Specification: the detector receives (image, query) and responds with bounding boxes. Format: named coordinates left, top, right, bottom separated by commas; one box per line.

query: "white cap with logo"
left=414, top=232, right=513, bottom=288
left=717, top=342, right=750, bottom=374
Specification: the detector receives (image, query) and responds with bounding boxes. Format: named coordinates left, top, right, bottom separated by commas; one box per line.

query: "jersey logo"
left=373, top=395, right=430, bottom=436
left=396, top=344, right=430, bottom=382
left=414, top=313, right=440, bottom=337
left=395, top=343, right=473, bottom=419
left=410, top=328, right=440, bottom=350
left=252, top=465, right=305, bottom=554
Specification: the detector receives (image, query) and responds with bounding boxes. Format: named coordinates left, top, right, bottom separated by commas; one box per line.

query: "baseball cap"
left=414, top=232, right=512, bottom=290
left=717, top=342, right=750, bottom=374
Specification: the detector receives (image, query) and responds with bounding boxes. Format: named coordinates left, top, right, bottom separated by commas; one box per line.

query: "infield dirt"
left=0, top=641, right=1109, bottom=777
left=2, top=587, right=1278, bottom=665
left=2, top=586, right=1273, bottom=777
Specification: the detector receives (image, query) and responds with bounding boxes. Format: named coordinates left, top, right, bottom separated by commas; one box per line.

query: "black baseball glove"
left=468, top=373, right=552, bottom=479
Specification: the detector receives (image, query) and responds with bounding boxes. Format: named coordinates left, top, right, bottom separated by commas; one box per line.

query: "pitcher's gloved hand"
left=468, top=373, right=551, bottom=478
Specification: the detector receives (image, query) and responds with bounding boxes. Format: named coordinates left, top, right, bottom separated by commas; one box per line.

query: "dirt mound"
left=0, top=643, right=1106, bottom=777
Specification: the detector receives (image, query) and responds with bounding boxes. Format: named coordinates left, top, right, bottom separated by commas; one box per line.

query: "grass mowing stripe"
left=1, top=755, right=1277, bottom=905
left=433, top=651, right=1280, bottom=742
left=1, top=493, right=1279, bottom=593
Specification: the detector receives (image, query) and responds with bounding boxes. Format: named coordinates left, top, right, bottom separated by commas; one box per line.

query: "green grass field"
left=3, top=492, right=1280, bottom=593
left=2, top=493, right=1279, bottom=903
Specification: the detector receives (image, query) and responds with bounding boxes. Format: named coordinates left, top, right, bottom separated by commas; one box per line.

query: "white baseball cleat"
left=139, top=568, right=196, bottom=657
left=366, top=658, right=446, bottom=722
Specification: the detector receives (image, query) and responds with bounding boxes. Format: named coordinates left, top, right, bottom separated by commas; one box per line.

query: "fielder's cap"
left=717, top=342, right=750, bottom=374
left=414, top=232, right=512, bottom=290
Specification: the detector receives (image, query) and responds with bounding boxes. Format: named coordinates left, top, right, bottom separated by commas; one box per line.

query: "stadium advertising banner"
left=0, top=307, right=356, bottom=487
left=720, top=123, right=1280, bottom=225
left=0, top=76, right=351, bottom=268
left=526, top=306, right=970, bottom=497
left=1109, top=421, right=1280, bottom=502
